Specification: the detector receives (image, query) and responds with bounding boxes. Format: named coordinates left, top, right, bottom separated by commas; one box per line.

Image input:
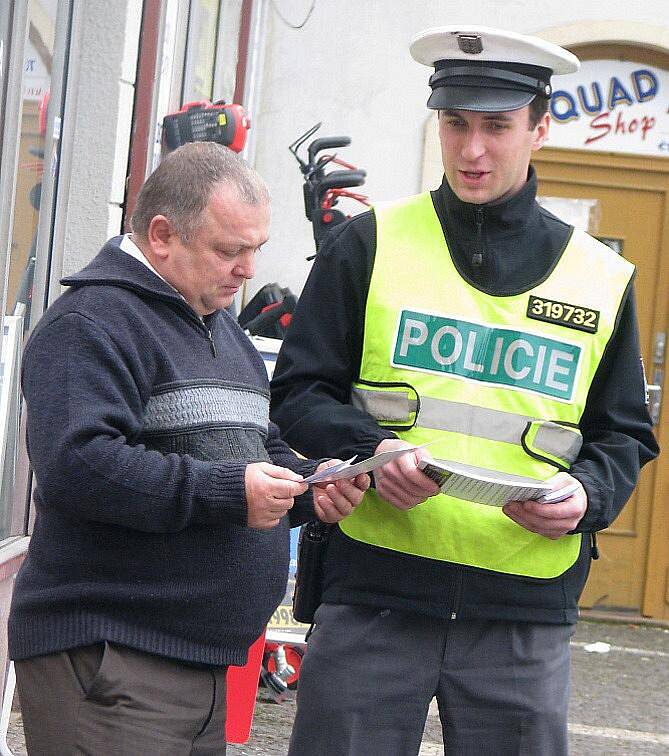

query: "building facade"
left=0, top=0, right=666, bottom=722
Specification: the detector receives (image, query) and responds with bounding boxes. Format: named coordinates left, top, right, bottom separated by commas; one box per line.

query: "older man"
left=10, top=142, right=367, bottom=755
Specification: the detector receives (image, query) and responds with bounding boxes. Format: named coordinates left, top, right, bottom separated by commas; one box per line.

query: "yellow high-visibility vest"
left=342, top=192, right=635, bottom=578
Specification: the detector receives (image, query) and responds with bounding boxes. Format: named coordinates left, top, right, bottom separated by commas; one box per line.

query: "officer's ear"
left=531, top=112, right=550, bottom=151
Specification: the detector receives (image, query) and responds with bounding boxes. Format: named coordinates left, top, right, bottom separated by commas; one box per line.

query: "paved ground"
left=6, top=619, right=669, bottom=755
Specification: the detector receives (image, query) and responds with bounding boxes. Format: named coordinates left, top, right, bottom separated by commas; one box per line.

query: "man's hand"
left=502, top=472, right=587, bottom=539
left=312, top=460, right=370, bottom=524
left=372, top=438, right=440, bottom=511
left=245, top=462, right=308, bottom=529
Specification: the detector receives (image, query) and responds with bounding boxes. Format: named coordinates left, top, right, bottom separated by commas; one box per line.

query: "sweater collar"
left=61, top=236, right=192, bottom=311
left=436, top=165, right=540, bottom=238
left=119, top=233, right=177, bottom=290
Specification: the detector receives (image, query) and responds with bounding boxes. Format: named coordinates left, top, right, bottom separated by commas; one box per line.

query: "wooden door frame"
left=534, top=147, right=669, bottom=618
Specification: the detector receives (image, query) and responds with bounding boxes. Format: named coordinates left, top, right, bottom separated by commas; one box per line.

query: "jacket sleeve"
left=23, top=311, right=255, bottom=532
left=270, top=213, right=396, bottom=461
left=570, top=288, right=659, bottom=532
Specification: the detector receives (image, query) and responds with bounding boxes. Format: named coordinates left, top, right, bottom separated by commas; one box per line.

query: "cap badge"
left=457, top=34, right=483, bottom=55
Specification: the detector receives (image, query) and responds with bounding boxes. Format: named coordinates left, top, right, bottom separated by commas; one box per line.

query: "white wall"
left=251, top=0, right=668, bottom=300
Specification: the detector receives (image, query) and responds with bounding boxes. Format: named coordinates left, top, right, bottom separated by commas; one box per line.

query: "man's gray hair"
left=131, top=142, right=270, bottom=242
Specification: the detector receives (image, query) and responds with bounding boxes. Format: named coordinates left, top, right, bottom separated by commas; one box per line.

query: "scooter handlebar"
left=307, top=136, right=351, bottom=165
left=316, top=169, right=366, bottom=195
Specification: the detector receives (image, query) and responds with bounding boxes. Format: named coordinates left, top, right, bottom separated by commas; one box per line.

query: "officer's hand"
left=244, top=462, right=308, bottom=529
left=502, top=472, right=587, bottom=539
left=372, top=438, right=440, bottom=511
left=312, top=460, right=370, bottom=523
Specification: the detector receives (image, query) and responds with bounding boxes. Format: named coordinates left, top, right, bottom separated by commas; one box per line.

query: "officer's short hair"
left=528, top=95, right=549, bottom=129
left=131, top=142, right=269, bottom=242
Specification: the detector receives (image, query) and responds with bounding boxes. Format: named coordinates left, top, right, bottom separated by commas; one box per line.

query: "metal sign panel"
left=547, top=59, right=669, bottom=156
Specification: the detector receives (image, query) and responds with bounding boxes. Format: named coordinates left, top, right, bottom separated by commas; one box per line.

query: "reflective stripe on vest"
left=351, top=386, right=582, bottom=467
left=342, top=192, right=634, bottom=579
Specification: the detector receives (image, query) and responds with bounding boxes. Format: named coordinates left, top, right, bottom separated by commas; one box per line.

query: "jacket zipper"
left=473, top=207, right=485, bottom=268
left=450, top=569, right=463, bottom=620
left=179, top=304, right=217, bottom=358
left=205, top=325, right=217, bottom=358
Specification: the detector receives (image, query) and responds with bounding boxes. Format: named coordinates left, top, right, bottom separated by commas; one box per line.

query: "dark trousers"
left=15, top=642, right=228, bottom=755
left=289, top=604, right=573, bottom=756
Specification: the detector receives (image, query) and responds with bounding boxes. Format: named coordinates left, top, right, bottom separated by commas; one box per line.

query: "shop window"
left=6, top=1, right=57, bottom=334
left=0, top=0, right=64, bottom=538
left=182, top=0, right=221, bottom=103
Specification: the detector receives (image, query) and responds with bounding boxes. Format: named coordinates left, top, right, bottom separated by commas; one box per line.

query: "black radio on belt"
left=162, top=100, right=250, bottom=152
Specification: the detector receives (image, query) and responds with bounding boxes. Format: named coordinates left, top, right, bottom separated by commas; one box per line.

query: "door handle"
left=647, top=384, right=662, bottom=426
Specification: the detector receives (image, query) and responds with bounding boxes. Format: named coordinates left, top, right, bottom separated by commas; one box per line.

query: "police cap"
left=410, top=25, right=579, bottom=112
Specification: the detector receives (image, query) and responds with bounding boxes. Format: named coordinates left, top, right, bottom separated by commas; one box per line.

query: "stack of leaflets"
left=417, top=458, right=578, bottom=507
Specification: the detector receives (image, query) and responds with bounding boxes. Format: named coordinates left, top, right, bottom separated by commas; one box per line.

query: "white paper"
left=303, top=444, right=432, bottom=485
left=302, top=456, right=358, bottom=484
left=583, top=642, right=611, bottom=654
left=539, top=481, right=580, bottom=504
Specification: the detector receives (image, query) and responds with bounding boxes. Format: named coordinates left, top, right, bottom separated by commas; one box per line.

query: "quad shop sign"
left=547, top=59, right=669, bottom=156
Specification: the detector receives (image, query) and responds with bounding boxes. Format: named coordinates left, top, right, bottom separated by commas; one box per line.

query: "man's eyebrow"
left=440, top=109, right=513, bottom=121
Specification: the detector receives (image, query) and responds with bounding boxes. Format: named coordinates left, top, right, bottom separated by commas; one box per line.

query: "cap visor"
left=427, top=85, right=535, bottom=112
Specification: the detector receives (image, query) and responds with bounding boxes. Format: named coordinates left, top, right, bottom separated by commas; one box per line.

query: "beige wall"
left=250, top=4, right=669, bottom=300
left=60, top=0, right=142, bottom=278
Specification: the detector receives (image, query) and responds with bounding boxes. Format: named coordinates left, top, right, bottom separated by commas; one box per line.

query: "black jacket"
left=10, top=237, right=318, bottom=665
left=271, top=170, right=659, bottom=624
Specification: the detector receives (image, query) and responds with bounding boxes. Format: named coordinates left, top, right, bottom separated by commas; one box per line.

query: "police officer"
left=271, top=26, right=659, bottom=755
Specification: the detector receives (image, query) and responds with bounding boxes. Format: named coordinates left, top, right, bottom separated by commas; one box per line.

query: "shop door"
left=534, top=147, right=668, bottom=618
